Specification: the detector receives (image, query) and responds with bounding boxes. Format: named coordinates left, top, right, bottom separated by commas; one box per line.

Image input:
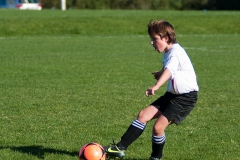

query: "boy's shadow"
left=0, top=145, right=78, bottom=159
left=0, top=145, right=147, bottom=160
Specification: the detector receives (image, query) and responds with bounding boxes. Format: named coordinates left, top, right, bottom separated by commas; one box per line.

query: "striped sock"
left=118, top=119, right=146, bottom=149
left=131, top=119, right=146, bottom=130
left=152, top=134, right=166, bottom=144
left=151, top=134, right=166, bottom=158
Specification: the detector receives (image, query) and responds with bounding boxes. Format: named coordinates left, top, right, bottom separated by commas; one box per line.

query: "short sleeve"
left=164, top=56, right=179, bottom=79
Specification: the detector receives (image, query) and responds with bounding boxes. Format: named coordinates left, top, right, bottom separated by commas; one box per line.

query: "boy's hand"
left=147, top=69, right=170, bottom=97
left=152, top=71, right=161, bottom=80
left=145, top=86, right=159, bottom=97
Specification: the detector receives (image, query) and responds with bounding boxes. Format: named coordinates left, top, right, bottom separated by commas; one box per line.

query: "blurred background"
left=40, top=0, right=240, bottom=10
left=0, top=0, right=240, bottom=10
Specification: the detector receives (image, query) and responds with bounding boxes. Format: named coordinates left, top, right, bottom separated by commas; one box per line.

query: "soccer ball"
left=79, top=142, right=106, bottom=160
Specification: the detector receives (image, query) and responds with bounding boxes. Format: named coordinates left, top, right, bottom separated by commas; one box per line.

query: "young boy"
left=104, top=20, right=199, bottom=160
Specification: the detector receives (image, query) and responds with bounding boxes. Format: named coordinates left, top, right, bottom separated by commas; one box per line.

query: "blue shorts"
left=150, top=91, right=198, bottom=125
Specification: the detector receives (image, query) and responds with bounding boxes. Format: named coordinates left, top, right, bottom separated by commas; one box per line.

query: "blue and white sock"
left=151, top=133, right=166, bottom=158
left=152, top=133, right=166, bottom=144
left=119, top=119, right=146, bottom=149
left=131, top=119, right=146, bottom=130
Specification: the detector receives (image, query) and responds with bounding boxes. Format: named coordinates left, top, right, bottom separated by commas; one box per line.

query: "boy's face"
left=150, top=34, right=169, bottom=53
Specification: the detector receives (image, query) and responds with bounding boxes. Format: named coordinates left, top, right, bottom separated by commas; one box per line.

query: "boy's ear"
left=164, top=35, right=169, bottom=42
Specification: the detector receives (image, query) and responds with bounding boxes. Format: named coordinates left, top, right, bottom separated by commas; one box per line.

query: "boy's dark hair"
left=148, top=20, right=177, bottom=44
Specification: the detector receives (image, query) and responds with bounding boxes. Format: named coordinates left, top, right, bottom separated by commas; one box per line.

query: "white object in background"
left=61, top=0, right=66, bottom=11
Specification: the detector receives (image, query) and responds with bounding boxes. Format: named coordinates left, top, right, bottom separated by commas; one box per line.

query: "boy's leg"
left=117, top=119, right=146, bottom=149
left=118, top=106, right=160, bottom=149
left=105, top=106, right=160, bottom=158
left=150, top=115, right=171, bottom=159
left=151, top=135, right=165, bottom=159
left=104, top=119, right=146, bottom=158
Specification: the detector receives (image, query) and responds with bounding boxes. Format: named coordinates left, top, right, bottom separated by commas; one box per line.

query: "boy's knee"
left=137, top=110, right=149, bottom=124
left=152, top=124, right=165, bottom=135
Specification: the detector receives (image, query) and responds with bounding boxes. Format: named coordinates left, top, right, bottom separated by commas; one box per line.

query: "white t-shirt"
left=163, top=43, right=199, bottom=94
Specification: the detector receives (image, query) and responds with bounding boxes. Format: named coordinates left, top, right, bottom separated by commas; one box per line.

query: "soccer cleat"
left=149, top=157, right=161, bottom=160
left=104, top=140, right=125, bottom=159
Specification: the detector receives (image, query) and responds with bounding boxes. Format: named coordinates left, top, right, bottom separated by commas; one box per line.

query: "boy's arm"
left=146, top=68, right=171, bottom=96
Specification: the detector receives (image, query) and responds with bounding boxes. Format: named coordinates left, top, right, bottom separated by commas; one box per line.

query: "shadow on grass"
left=0, top=145, right=79, bottom=159
left=0, top=146, right=148, bottom=159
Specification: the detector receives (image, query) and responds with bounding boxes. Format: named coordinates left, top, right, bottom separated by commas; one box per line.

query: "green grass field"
left=0, top=9, right=240, bottom=160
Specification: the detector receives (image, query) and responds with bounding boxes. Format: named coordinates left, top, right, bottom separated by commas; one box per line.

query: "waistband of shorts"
left=167, top=90, right=198, bottom=95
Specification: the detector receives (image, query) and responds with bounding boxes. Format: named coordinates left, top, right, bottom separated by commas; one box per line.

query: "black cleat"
left=104, top=140, right=125, bottom=159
